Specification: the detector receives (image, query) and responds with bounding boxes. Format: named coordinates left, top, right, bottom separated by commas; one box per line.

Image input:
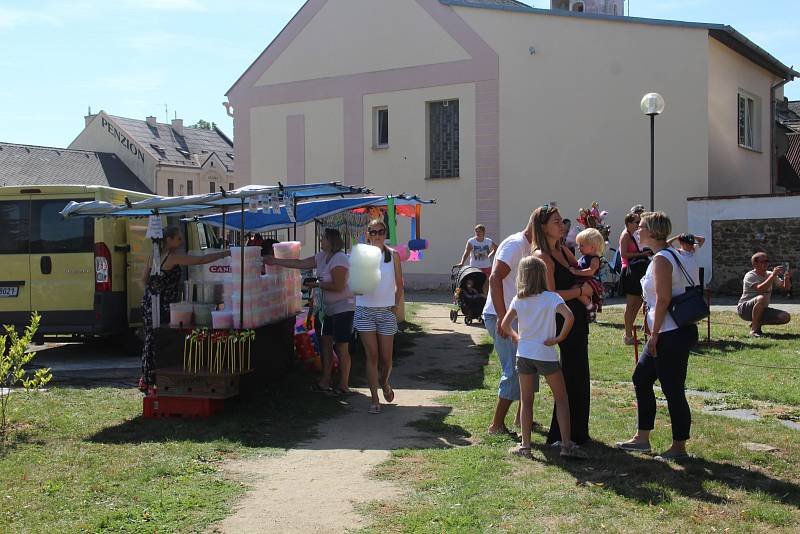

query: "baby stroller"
left=449, top=265, right=487, bottom=325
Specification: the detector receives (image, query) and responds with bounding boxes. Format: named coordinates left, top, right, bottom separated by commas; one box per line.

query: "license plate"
left=0, top=287, right=19, bottom=298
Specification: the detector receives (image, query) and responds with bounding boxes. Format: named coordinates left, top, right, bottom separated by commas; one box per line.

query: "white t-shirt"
left=641, top=249, right=699, bottom=334
left=468, top=237, right=494, bottom=269
left=482, top=232, right=531, bottom=317
left=315, top=251, right=355, bottom=315
left=509, top=291, right=565, bottom=362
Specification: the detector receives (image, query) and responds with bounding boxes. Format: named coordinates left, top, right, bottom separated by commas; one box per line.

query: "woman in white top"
left=616, top=212, right=700, bottom=461
left=267, top=228, right=355, bottom=395
left=354, top=219, right=404, bottom=414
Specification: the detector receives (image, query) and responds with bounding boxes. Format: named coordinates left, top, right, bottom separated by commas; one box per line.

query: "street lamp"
left=641, top=92, right=665, bottom=211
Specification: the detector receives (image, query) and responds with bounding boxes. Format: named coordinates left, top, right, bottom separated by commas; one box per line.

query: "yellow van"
left=0, top=185, right=217, bottom=341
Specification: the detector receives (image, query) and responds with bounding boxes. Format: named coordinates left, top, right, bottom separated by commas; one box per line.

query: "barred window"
left=428, top=99, right=459, bottom=179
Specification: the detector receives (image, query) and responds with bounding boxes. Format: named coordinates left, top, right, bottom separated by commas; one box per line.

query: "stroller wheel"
left=465, top=317, right=473, bottom=326
left=450, top=309, right=458, bottom=323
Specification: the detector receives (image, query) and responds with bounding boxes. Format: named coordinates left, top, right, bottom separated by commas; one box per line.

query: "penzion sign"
left=101, top=117, right=146, bottom=163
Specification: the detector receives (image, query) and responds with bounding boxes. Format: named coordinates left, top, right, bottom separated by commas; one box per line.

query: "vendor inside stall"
left=140, top=225, right=231, bottom=391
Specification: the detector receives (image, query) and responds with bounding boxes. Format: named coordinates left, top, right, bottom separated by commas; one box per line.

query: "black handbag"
left=664, top=249, right=710, bottom=326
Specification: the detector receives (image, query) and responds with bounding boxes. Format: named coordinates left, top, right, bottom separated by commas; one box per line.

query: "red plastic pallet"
left=143, top=395, right=225, bottom=419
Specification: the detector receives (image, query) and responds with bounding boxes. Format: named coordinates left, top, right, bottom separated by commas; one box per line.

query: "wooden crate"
left=154, top=367, right=243, bottom=399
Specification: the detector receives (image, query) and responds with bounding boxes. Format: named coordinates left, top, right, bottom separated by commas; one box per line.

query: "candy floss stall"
left=60, top=183, right=371, bottom=417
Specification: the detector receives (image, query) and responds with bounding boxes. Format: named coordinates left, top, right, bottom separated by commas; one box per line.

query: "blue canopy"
left=200, top=195, right=434, bottom=233
left=60, top=182, right=371, bottom=219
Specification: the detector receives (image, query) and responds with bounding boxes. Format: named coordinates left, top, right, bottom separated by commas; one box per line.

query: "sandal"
left=560, top=443, right=588, bottom=459
left=328, top=387, right=352, bottom=397
left=509, top=445, right=532, bottom=459
left=382, top=385, right=395, bottom=403
left=310, top=382, right=331, bottom=393
left=368, top=404, right=381, bottom=414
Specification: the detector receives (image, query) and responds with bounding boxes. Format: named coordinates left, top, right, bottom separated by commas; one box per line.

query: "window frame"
left=426, top=98, right=460, bottom=180
left=167, top=179, right=175, bottom=197
left=372, top=106, right=389, bottom=149
left=737, top=90, right=761, bottom=152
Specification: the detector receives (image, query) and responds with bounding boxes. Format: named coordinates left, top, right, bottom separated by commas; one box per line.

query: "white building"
left=224, top=0, right=796, bottom=288
left=70, top=112, right=240, bottom=196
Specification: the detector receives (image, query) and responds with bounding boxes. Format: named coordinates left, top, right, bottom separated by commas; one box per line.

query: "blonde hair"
left=517, top=256, right=548, bottom=298
left=531, top=205, right=561, bottom=256
left=639, top=211, right=671, bottom=241
left=368, top=218, right=387, bottom=231
left=576, top=228, right=605, bottom=256
left=475, top=224, right=486, bottom=233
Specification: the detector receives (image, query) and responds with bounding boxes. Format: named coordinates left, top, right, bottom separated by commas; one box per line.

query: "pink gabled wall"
left=227, top=0, right=501, bottom=239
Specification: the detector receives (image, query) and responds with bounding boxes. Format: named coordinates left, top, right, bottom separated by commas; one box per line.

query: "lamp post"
left=640, top=92, right=665, bottom=211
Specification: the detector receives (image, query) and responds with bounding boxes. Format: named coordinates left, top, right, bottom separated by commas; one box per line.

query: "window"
left=0, top=200, right=30, bottom=254
left=187, top=180, right=194, bottom=196
left=738, top=91, right=761, bottom=150
left=571, top=1, right=585, bottom=12
left=167, top=179, right=174, bottom=196
left=373, top=107, right=389, bottom=148
left=229, top=183, right=235, bottom=191
left=176, top=147, right=190, bottom=159
left=30, top=199, right=94, bottom=254
left=428, top=99, right=460, bottom=179
left=209, top=181, right=216, bottom=194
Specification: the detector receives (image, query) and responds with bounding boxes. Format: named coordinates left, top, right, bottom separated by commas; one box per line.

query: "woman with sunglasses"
left=354, top=219, right=404, bottom=414
left=616, top=212, right=700, bottom=461
left=530, top=205, right=593, bottom=447
left=266, top=228, right=355, bottom=395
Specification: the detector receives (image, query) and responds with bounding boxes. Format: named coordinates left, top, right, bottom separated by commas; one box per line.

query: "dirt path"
left=213, top=304, right=488, bottom=533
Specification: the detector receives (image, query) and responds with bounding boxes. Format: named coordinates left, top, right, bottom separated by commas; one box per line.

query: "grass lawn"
left=0, top=306, right=421, bottom=533
left=365, top=308, right=800, bottom=533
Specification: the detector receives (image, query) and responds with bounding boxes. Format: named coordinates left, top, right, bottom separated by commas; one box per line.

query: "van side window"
left=0, top=200, right=30, bottom=254
left=30, top=200, right=94, bottom=254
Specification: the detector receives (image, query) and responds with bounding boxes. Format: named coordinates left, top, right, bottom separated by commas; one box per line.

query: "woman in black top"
left=139, top=226, right=230, bottom=391
left=530, top=205, right=593, bottom=445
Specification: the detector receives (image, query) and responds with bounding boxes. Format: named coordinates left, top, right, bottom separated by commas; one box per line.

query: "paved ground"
left=211, top=304, right=489, bottom=534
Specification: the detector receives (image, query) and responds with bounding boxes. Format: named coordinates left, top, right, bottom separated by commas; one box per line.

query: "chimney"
left=171, top=118, right=184, bottom=136
left=84, top=106, right=95, bottom=127
left=146, top=116, right=157, bottom=128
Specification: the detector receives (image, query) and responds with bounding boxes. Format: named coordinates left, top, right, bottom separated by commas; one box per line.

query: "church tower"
left=551, top=0, right=625, bottom=16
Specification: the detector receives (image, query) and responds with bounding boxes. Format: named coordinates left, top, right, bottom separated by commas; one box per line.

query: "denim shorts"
left=483, top=314, right=539, bottom=400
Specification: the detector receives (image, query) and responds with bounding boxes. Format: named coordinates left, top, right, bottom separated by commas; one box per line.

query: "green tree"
left=190, top=119, right=217, bottom=130
left=0, top=312, right=52, bottom=441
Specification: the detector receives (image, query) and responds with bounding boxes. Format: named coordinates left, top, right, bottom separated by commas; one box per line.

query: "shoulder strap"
left=663, top=249, right=696, bottom=287
left=160, top=253, right=171, bottom=268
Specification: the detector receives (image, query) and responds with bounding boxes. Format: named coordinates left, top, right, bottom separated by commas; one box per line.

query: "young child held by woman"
left=570, top=228, right=606, bottom=318
left=501, top=256, right=588, bottom=459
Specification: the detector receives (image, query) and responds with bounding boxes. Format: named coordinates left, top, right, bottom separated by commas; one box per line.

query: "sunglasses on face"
left=368, top=229, right=386, bottom=236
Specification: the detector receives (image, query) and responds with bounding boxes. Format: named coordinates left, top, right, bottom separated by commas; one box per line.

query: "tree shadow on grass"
left=541, top=441, right=800, bottom=508
left=695, top=339, right=777, bottom=353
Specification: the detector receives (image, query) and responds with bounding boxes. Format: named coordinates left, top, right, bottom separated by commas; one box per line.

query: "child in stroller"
left=449, top=265, right=487, bottom=325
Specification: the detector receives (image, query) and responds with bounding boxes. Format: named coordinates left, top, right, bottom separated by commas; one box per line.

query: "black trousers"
left=633, top=324, right=698, bottom=441
left=547, top=301, right=590, bottom=445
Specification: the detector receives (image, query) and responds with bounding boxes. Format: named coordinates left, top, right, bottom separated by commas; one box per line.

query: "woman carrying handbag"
left=615, top=212, right=701, bottom=462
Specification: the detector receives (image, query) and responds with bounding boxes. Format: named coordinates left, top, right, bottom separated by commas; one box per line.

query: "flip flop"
left=382, top=385, right=395, bottom=403
left=368, top=404, right=381, bottom=414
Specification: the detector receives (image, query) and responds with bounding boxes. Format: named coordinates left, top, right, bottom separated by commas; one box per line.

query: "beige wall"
left=707, top=38, right=778, bottom=196
left=363, top=83, right=476, bottom=279
left=458, top=7, right=710, bottom=240
left=255, top=0, right=469, bottom=87
left=250, top=98, right=345, bottom=257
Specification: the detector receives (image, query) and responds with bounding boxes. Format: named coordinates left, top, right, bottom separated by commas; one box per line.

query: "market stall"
left=59, top=185, right=434, bottom=417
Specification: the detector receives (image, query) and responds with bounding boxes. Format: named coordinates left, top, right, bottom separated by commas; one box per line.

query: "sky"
left=0, top=0, right=797, bottom=149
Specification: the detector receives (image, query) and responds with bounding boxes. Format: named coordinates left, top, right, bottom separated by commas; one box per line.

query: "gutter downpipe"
left=771, top=76, right=792, bottom=193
